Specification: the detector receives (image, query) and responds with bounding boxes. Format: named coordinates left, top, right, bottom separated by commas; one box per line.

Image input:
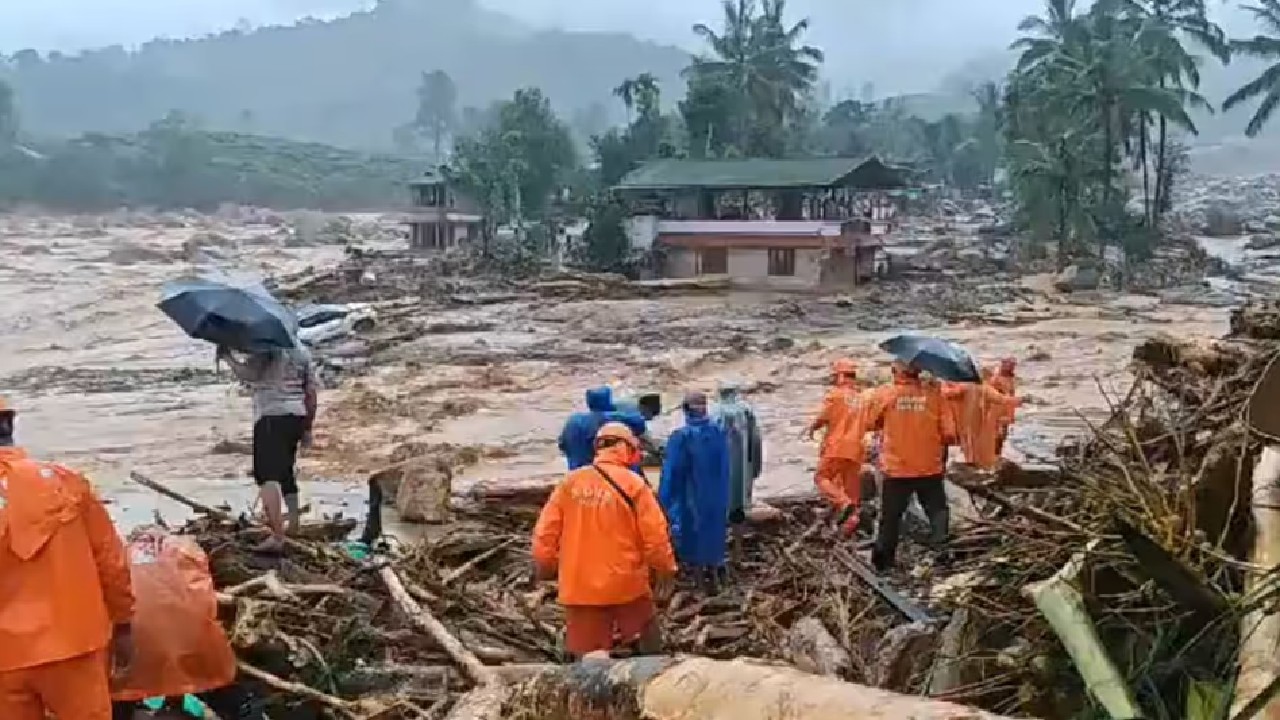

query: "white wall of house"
left=625, top=215, right=660, bottom=251
left=661, top=246, right=822, bottom=289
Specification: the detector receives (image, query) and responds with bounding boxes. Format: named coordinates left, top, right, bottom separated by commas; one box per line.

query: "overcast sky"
left=0, top=0, right=1251, bottom=93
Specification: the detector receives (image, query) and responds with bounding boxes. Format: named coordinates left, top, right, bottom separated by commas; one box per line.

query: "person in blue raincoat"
left=558, top=387, right=615, bottom=470
left=659, top=390, right=731, bottom=593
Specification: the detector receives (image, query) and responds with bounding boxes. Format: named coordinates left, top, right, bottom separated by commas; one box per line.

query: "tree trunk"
left=1139, top=117, right=1152, bottom=226
left=1154, top=114, right=1169, bottom=227
left=446, top=656, right=1025, bottom=720
left=1232, top=446, right=1280, bottom=720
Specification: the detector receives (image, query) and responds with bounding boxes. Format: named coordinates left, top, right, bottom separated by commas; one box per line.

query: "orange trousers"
left=0, top=648, right=111, bottom=720
left=815, top=458, right=866, bottom=512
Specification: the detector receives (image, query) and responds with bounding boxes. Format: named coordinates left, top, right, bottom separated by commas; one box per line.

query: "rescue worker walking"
left=660, top=391, right=731, bottom=592
left=218, top=343, right=319, bottom=554
left=0, top=397, right=136, bottom=720
left=557, top=387, right=616, bottom=471
left=806, top=360, right=874, bottom=537
left=989, top=358, right=1018, bottom=455
left=864, top=363, right=957, bottom=572
left=710, top=381, right=763, bottom=525
left=533, top=423, right=677, bottom=659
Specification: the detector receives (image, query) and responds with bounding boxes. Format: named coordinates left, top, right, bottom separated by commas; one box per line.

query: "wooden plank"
left=835, top=547, right=933, bottom=625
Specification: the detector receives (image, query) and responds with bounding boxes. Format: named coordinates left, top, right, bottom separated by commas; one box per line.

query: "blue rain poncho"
left=659, top=409, right=731, bottom=568
left=710, top=383, right=764, bottom=518
left=557, top=387, right=615, bottom=470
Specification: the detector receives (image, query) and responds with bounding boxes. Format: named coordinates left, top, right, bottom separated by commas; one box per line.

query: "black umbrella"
left=879, top=334, right=981, bottom=383
left=158, top=278, right=298, bottom=353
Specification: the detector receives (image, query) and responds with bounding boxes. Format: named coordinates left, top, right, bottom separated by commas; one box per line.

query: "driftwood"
left=379, top=565, right=497, bottom=686
left=129, top=471, right=233, bottom=521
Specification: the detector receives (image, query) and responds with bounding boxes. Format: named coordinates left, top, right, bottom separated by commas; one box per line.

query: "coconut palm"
left=688, top=0, right=823, bottom=156
left=613, top=73, right=661, bottom=122
left=1224, top=0, right=1280, bottom=137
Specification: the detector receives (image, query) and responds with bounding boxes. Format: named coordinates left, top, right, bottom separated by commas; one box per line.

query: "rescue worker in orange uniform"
left=989, top=358, right=1018, bottom=455
left=806, top=359, right=875, bottom=537
left=864, top=363, right=957, bottom=572
left=940, top=380, right=1021, bottom=471
left=0, top=397, right=136, bottom=720
left=532, top=422, right=678, bottom=659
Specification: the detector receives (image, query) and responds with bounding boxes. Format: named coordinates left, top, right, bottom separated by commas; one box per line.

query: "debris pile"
left=192, top=502, right=923, bottom=719
left=1172, top=173, right=1280, bottom=236
left=936, top=303, right=1279, bottom=717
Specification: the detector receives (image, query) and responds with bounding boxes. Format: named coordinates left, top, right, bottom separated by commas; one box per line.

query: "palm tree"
left=1224, top=0, right=1280, bottom=137
left=688, top=0, right=823, bottom=156
left=613, top=73, right=661, bottom=122
left=1122, top=0, right=1226, bottom=223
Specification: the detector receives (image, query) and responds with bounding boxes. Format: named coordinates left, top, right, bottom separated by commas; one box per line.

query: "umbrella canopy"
left=879, top=334, right=981, bottom=383
left=158, top=279, right=298, bottom=353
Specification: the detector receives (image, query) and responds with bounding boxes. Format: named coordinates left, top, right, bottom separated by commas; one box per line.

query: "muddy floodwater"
left=0, top=214, right=1229, bottom=532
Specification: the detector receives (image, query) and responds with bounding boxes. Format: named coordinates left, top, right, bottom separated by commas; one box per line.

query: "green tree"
left=686, top=0, right=823, bottom=157
left=413, top=70, right=459, bottom=161
left=0, top=79, right=17, bottom=147
left=613, top=73, right=661, bottom=122
left=1224, top=0, right=1280, bottom=137
left=448, top=88, right=578, bottom=255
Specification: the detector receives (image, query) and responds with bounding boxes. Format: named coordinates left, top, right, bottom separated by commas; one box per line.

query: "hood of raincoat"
left=0, top=448, right=81, bottom=561
left=717, top=382, right=742, bottom=403
left=585, top=387, right=615, bottom=413
left=683, top=407, right=711, bottom=425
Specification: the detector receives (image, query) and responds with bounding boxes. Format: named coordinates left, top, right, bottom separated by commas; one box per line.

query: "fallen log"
left=1233, top=445, right=1280, bottom=720
left=452, top=656, right=1025, bottom=720
left=1025, top=541, right=1142, bottom=720
left=378, top=565, right=497, bottom=686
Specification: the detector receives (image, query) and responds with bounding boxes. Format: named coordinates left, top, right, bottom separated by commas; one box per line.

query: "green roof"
left=614, top=157, right=906, bottom=191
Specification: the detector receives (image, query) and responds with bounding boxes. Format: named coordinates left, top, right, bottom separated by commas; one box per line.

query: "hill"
left=0, top=125, right=421, bottom=210
left=0, top=0, right=690, bottom=150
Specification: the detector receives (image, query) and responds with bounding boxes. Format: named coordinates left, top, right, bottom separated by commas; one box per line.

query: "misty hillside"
left=0, top=0, right=689, bottom=149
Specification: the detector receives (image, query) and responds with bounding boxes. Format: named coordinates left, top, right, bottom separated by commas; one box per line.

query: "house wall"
left=662, top=245, right=822, bottom=289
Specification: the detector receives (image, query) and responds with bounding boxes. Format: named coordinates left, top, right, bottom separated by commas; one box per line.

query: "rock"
left=1266, top=214, right=1280, bottom=229
left=394, top=457, right=453, bottom=523
left=784, top=617, right=851, bottom=677
left=1205, top=206, right=1243, bottom=237
left=745, top=502, right=784, bottom=524
left=760, top=337, right=795, bottom=352
left=1247, top=233, right=1280, bottom=251
left=1053, top=264, right=1100, bottom=293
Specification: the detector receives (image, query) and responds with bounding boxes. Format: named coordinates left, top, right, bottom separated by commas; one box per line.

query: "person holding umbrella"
left=864, top=360, right=958, bottom=572
left=158, top=278, right=318, bottom=555
left=218, top=344, right=317, bottom=554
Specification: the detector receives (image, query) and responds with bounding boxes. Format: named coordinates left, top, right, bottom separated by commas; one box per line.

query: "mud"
left=0, top=212, right=1228, bottom=533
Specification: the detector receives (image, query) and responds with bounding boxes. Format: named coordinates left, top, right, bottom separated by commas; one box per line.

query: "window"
left=768, top=248, right=796, bottom=276
left=698, top=248, right=728, bottom=275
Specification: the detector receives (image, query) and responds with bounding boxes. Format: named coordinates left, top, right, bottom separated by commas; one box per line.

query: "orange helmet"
left=1000, top=357, right=1017, bottom=374
left=831, top=359, right=858, bottom=376
left=595, top=422, right=639, bottom=448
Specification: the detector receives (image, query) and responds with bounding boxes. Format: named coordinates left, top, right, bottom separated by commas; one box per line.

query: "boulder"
left=1204, top=206, right=1244, bottom=237
left=394, top=457, right=453, bottom=523
left=1053, top=264, right=1100, bottom=293
left=1247, top=233, right=1280, bottom=251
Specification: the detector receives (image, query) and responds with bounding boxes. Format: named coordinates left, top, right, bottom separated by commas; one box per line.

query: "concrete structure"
left=615, top=158, right=906, bottom=290
left=404, top=169, right=483, bottom=251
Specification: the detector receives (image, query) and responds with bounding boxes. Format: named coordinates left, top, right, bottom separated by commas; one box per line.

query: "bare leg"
left=284, top=493, right=301, bottom=534
left=256, top=480, right=285, bottom=552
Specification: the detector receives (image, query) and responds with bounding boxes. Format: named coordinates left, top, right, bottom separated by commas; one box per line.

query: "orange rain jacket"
left=990, top=371, right=1017, bottom=427
left=111, top=530, right=237, bottom=702
left=865, top=377, right=957, bottom=479
left=812, top=385, right=878, bottom=463
left=941, top=382, right=1021, bottom=470
left=0, top=447, right=134, bottom=673
left=532, top=444, right=678, bottom=607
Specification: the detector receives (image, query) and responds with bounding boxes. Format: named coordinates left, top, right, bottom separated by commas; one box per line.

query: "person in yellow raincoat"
left=0, top=397, right=135, bottom=720
left=110, top=528, right=263, bottom=720
left=806, top=359, right=876, bottom=537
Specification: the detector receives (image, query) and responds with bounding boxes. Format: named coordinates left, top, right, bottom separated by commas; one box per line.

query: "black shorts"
left=252, top=414, right=306, bottom=496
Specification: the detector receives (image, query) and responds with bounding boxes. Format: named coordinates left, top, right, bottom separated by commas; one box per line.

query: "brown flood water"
left=0, top=215, right=1229, bottom=533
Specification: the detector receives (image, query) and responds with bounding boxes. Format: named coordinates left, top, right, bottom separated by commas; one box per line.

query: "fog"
left=0, top=0, right=1259, bottom=96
